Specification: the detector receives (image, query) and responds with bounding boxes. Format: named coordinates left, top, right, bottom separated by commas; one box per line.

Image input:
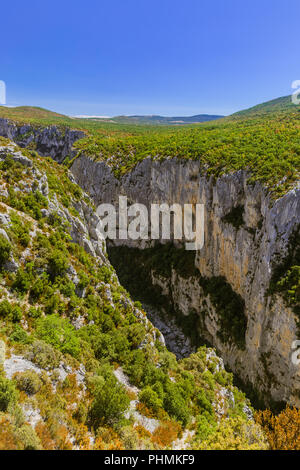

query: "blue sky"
left=1, top=0, right=300, bottom=116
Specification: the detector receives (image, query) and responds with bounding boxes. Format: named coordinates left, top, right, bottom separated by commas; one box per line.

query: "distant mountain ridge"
left=111, top=114, right=224, bottom=124
left=0, top=106, right=223, bottom=125
left=1, top=94, right=299, bottom=127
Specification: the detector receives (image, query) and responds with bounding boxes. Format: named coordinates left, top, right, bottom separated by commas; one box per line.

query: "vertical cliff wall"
left=0, top=118, right=84, bottom=163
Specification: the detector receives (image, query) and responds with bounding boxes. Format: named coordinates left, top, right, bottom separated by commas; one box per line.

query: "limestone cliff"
left=0, top=118, right=84, bottom=163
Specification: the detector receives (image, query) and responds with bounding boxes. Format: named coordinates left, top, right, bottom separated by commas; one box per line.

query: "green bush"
left=126, top=323, right=146, bottom=349
left=44, top=293, right=62, bottom=315
left=214, top=370, right=232, bottom=387
left=9, top=212, right=31, bottom=247
left=10, top=325, right=31, bottom=344
left=11, top=305, right=22, bottom=322
left=0, top=374, right=18, bottom=411
left=77, top=270, right=89, bottom=290
left=195, top=412, right=217, bottom=441
left=97, top=265, right=113, bottom=283
left=139, top=386, right=163, bottom=413
left=13, top=268, right=32, bottom=293
left=197, top=389, right=214, bottom=415
left=56, top=277, right=75, bottom=297
left=163, top=381, right=190, bottom=425
left=14, top=370, right=42, bottom=395
left=35, top=314, right=81, bottom=358
left=89, top=373, right=130, bottom=428
left=28, top=306, right=42, bottom=319
left=0, top=300, right=20, bottom=322
left=47, top=249, right=69, bottom=280
left=30, top=273, right=50, bottom=301
left=93, top=331, right=130, bottom=362
left=0, top=234, right=11, bottom=265
left=0, top=299, right=12, bottom=318
left=8, top=189, right=48, bottom=220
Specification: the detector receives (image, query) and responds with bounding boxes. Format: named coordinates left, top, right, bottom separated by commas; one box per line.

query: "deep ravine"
left=1, top=118, right=299, bottom=408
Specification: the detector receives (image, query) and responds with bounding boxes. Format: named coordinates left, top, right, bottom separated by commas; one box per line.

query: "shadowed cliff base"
left=107, top=243, right=292, bottom=413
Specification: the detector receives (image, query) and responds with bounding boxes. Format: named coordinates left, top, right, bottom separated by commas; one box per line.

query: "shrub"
left=14, top=424, right=41, bottom=450
left=194, top=416, right=267, bottom=450
left=35, top=422, right=56, bottom=450
left=0, top=299, right=12, bottom=318
left=11, top=305, right=22, bottom=323
left=14, top=370, right=42, bottom=395
left=126, top=323, right=146, bottom=349
left=77, top=270, right=89, bottom=290
left=201, top=370, right=216, bottom=391
left=47, top=250, right=69, bottom=280
left=119, top=426, right=139, bottom=450
left=9, top=213, right=31, bottom=247
left=195, top=412, right=217, bottom=441
left=25, top=340, right=61, bottom=369
left=255, top=406, right=300, bottom=450
left=89, top=374, right=130, bottom=428
left=0, top=300, right=22, bottom=323
left=9, top=325, right=31, bottom=344
left=214, top=370, right=232, bottom=387
left=197, top=389, right=214, bottom=415
left=0, top=375, right=18, bottom=411
left=97, top=265, right=113, bottom=283
left=93, top=331, right=130, bottom=362
left=56, top=277, right=75, bottom=297
left=152, top=421, right=182, bottom=448
left=0, top=234, right=11, bottom=265
left=35, top=315, right=81, bottom=358
left=163, top=381, right=190, bottom=425
left=13, top=268, right=32, bottom=293
left=157, top=349, right=177, bottom=373
left=0, top=416, right=18, bottom=450
left=139, top=386, right=163, bottom=413
left=44, top=293, right=61, bottom=315
left=28, top=306, right=42, bottom=319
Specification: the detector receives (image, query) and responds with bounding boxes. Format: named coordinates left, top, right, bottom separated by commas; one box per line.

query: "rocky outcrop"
left=71, top=154, right=300, bottom=407
left=0, top=118, right=84, bottom=163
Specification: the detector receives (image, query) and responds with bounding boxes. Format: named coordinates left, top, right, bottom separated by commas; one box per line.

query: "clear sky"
left=1, top=0, right=300, bottom=116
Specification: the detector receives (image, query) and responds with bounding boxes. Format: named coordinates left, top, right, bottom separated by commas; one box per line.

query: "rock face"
left=71, top=154, right=300, bottom=407
left=0, top=118, right=84, bottom=163
left=142, top=303, right=196, bottom=359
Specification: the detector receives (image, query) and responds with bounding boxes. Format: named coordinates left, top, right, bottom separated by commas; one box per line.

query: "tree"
left=194, top=416, right=268, bottom=450
left=35, top=314, right=80, bottom=358
left=0, top=234, right=11, bottom=266
left=139, top=386, right=163, bottom=413
left=47, top=249, right=69, bottom=280
left=0, top=375, right=18, bottom=412
left=255, top=406, right=300, bottom=450
left=89, top=374, right=130, bottom=428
